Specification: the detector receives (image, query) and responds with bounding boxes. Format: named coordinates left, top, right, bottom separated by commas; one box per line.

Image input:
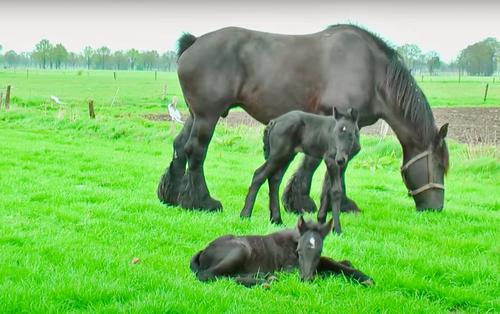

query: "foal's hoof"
left=270, top=217, right=283, bottom=225
left=360, top=278, right=375, bottom=287
left=340, top=197, right=361, bottom=213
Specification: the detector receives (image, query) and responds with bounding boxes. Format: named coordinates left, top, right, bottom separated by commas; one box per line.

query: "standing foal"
left=240, top=108, right=360, bottom=234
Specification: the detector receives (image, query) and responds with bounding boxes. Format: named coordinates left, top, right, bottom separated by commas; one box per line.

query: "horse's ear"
left=436, top=123, right=448, bottom=146
left=320, top=218, right=334, bottom=238
left=297, top=215, right=307, bottom=234
left=333, top=107, right=341, bottom=120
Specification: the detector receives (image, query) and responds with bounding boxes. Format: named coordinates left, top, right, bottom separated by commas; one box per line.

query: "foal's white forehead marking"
left=342, top=126, right=347, bottom=132
left=309, top=237, right=316, bottom=248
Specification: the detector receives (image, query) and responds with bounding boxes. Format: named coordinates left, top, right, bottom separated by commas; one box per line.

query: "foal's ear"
left=333, top=107, right=341, bottom=120
left=320, top=218, right=334, bottom=238
left=297, top=216, right=307, bottom=234
left=436, top=123, right=449, bottom=146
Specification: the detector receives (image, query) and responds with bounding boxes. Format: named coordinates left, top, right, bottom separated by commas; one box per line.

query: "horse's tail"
left=177, top=32, right=197, bottom=58
left=190, top=250, right=203, bottom=273
left=263, top=120, right=276, bottom=160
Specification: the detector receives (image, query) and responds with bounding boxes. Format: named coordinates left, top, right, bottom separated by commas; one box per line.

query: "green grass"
left=0, top=70, right=499, bottom=110
left=0, top=70, right=499, bottom=313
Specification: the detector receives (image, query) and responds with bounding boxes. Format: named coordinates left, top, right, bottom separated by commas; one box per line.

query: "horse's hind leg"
left=157, top=116, right=194, bottom=205
left=282, top=155, right=321, bottom=214
left=178, top=114, right=222, bottom=211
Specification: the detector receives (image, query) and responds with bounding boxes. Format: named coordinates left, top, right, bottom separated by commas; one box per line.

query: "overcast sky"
left=0, top=0, right=498, bottom=62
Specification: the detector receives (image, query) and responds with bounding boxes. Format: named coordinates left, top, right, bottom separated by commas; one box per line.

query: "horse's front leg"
left=317, top=256, right=374, bottom=286
left=282, top=155, right=322, bottom=214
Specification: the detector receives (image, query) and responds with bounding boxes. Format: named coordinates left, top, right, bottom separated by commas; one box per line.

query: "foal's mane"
left=326, top=24, right=437, bottom=146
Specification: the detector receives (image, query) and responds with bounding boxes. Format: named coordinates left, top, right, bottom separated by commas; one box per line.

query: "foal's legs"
left=240, top=161, right=279, bottom=219
left=178, top=115, right=222, bottom=211
left=196, top=247, right=246, bottom=282
left=317, top=256, right=374, bottom=286
left=318, top=159, right=343, bottom=234
left=157, top=116, right=194, bottom=205
left=282, top=155, right=322, bottom=214
left=268, top=156, right=295, bottom=225
left=319, top=160, right=361, bottom=213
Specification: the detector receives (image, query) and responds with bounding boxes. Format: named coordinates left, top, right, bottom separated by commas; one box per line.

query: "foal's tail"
left=190, top=250, right=203, bottom=273
left=263, top=120, right=276, bottom=160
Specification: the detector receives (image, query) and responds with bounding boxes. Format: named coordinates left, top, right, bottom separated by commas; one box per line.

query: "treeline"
left=396, top=37, right=499, bottom=76
left=0, top=39, right=177, bottom=71
left=0, top=37, right=498, bottom=75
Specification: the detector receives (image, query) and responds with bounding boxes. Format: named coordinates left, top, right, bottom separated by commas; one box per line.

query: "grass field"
left=0, top=70, right=499, bottom=111
left=0, top=70, right=499, bottom=313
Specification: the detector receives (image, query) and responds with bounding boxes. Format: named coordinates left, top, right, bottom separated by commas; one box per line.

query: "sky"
left=0, top=0, right=499, bottom=62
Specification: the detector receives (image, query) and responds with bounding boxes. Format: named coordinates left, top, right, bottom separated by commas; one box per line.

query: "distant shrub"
left=77, top=70, right=83, bottom=76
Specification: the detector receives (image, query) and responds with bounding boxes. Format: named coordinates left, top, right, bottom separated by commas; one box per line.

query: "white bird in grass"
left=50, top=95, right=65, bottom=105
left=168, top=96, right=184, bottom=124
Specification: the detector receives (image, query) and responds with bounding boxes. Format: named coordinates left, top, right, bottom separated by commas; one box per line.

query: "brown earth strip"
left=145, top=107, right=499, bottom=146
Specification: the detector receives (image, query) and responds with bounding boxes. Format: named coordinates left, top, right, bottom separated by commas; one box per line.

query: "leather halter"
left=401, top=150, right=444, bottom=196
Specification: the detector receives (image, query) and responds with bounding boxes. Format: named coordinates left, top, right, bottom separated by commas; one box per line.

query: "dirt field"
left=147, top=107, right=499, bottom=146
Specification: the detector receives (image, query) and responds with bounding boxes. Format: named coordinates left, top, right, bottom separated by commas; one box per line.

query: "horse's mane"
left=326, top=24, right=437, bottom=146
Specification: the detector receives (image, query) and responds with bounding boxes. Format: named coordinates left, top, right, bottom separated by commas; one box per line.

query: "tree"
left=397, top=44, right=422, bottom=72
left=83, top=46, right=93, bottom=70
left=127, top=48, right=139, bottom=70
left=95, top=46, right=111, bottom=69
left=51, top=44, right=68, bottom=69
left=425, top=51, right=441, bottom=75
left=33, top=39, right=53, bottom=69
left=4, top=50, right=18, bottom=67
left=459, top=37, right=498, bottom=76
left=161, top=51, right=177, bottom=71
left=112, top=50, right=128, bottom=70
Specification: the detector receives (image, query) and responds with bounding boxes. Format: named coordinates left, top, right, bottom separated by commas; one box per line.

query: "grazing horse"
left=190, top=216, right=374, bottom=287
left=240, top=108, right=360, bottom=234
left=157, top=24, right=449, bottom=214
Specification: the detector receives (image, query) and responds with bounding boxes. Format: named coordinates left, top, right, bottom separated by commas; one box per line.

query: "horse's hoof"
left=283, top=194, right=317, bottom=214
left=206, top=198, right=223, bottom=212
left=340, top=197, right=361, bottom=213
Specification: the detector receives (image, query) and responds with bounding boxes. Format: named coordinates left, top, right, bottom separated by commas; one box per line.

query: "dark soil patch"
left=145, top=107, right=499, bottom=146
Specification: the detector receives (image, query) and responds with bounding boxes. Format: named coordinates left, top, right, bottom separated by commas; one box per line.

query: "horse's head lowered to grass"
left=401, top=123, right=449, bottom=211
left=332, top=107, right=361, bottom=168
left=296, top=216, right=333, bottom=281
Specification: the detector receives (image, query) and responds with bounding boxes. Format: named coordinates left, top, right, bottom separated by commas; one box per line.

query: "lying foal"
left=240, top=108, right=361, bottom=233
left=190, top=216, right=373, bottom=287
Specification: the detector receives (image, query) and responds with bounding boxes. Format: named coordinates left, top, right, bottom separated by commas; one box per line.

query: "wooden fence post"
left=88, top=100, right=95, bottom=119
left=113, top=72, right=117, bottom=80
left=155, top=71, right=158, bottom=81
left=163, top=83, right=168, bottom=100
left=0, top=92, right=3, bottom=109
left=5, top=85, right=11, bottom=110
left=483, top=83, right=489, bottom=102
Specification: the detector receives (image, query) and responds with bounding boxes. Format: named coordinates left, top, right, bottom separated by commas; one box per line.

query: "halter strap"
left=401, top=150, right=432, bottom=172
left=401, top=150, right=444, bottom=196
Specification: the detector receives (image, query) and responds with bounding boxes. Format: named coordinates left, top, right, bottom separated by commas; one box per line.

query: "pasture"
left=0, top=69, right=499, bottom=313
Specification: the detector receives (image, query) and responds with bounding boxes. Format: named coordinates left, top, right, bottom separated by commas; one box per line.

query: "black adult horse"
left=157, top=24, right=449, bottom=213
